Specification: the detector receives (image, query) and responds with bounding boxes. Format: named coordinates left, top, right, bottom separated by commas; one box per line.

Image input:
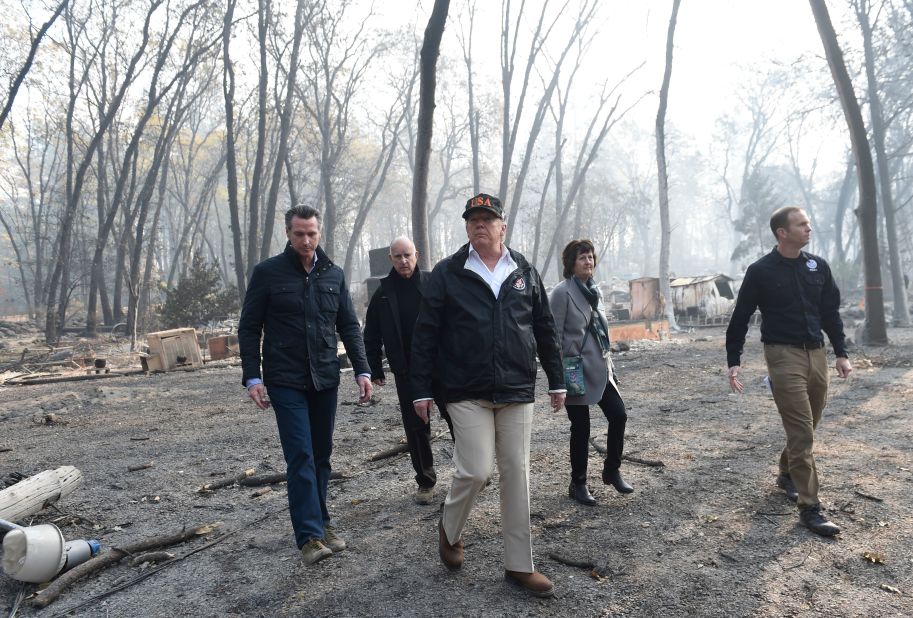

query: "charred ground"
left=1, top=326, right=911, bottom=617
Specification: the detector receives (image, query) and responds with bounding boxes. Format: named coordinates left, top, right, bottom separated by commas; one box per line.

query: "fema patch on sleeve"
left=806, top=259, right=818, bottom=272
left=512, top=276, right=526, bottom=290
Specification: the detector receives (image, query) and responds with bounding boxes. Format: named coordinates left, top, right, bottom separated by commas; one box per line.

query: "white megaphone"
left=1, top=518, right=100, bottom=583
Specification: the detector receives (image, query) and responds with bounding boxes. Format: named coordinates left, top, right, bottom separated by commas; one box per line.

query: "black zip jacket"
left=363, top=267, right=424, bottom=380
left=410, top=243, right=564, bottom=404
left=238, top=243, right=369, bottom=391
left=726, top=247, right=848, bottom=367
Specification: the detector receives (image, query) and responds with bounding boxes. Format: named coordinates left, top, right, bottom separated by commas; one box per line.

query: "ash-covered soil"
left=1, top=326, right=912, bottom=617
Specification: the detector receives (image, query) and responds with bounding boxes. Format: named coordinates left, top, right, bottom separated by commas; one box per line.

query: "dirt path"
left=1, top=326, right=911, bottom=617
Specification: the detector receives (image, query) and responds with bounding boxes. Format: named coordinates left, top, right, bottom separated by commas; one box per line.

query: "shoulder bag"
left=563, top=311, right=594, bottom=397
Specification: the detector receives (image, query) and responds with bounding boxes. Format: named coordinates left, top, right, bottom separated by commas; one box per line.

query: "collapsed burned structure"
left=628, top=275, right=736, bottom=324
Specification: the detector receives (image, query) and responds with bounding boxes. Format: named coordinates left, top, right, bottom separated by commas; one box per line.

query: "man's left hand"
left=835, top=357, right=853, bottom=379
left=356, top=375, right=373, bottom=403
left=549, top=392, right=566, bottom=412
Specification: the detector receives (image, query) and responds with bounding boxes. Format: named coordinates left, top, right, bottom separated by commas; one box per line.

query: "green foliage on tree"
left=731, top=169, right=784, bottom=264
left=160, top=253, right=239, bottom=328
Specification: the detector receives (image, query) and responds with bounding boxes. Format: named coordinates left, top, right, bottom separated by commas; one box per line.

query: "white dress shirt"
left=465, top=243, right=517, bottom=297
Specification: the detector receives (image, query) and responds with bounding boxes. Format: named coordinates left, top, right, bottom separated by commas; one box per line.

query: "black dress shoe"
left=602, top=468, right=634, bottom=494
left=776, top=474, right=799, bottom=502
left=568, top=482, right=596, bottom=506
left=799, top=504, right=840, bottom=537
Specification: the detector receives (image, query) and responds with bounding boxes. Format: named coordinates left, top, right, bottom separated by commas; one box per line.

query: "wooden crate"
left=207, top=334, right=239, bottom=361
left=142, top=328, right=203, bottom=371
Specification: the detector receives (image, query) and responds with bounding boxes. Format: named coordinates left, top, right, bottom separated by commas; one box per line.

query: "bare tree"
left=259, top=0, right=312, bottom=261
left=456, top=0, right=480, bottom=193
left=45, top=0, right=164, bottom=345
left=298, top=0, right=377, bottom=259
left=222, top=0, right=247, bottom=300
left=540, top=75, right=644, bottom=279
left=656, top=0, right=682, bottom=332
left=854, top=0, right=910, bottom=326
left=500, top=0, right=597, bottom=244
left=244, top=0, right=271, bottom=279
left=411, top=0, right=450, bottom=271
left=0, top=0, right=69, bottom=132
left=809, top=0, right=887, bottom=344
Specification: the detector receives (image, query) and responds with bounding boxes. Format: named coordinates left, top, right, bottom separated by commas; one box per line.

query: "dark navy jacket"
left=238, top=243, right=369, bottom=391
left=726, top=248, right=848, bottom=367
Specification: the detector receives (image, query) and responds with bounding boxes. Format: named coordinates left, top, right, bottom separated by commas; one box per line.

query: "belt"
left=767, top=341, right=824, bottom=350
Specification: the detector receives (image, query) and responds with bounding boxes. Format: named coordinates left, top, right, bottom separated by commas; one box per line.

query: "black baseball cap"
left=463, top=193, right=504, bottom=219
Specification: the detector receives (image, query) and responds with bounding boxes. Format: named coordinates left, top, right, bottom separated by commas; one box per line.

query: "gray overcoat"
left=549, top=278, right=618, bottom=406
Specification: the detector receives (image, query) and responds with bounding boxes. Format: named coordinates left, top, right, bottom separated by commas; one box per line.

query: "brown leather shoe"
left=438, top=517, right=464, bottom=570
left=504, top=570, right=555, bottom=598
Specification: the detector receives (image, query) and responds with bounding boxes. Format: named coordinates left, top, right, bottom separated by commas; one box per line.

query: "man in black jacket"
left=238, top=205, right=372, bottom=566
left=727, top=206, right=852, bottom=537
left=363, top=236, right=450, bottom=505
left=411, top=193, right=566, bottom=598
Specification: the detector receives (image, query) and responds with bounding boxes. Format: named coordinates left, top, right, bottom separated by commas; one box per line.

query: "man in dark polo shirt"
left=363, top=236, right=450, bottom=506
left=726, top=206, right=852, bottom=537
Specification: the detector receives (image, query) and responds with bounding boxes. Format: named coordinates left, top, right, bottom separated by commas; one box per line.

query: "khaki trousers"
left=441, top=399, right=535, bottom=573
left=763, top=344, right=829, bottom=510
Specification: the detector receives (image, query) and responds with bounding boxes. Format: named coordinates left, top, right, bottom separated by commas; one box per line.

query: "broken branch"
left=198, top=469, right=256, bottom=492
left=238, top=473, right=287, bottom=487
left=32, top=522, right=221, bottom=608
left=41, top=509, right=285, bottom=613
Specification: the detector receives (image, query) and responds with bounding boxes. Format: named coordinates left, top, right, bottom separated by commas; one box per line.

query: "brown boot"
left=504, top=570, right=555, bottom=597
left=438, top=516, right=464, bottom=570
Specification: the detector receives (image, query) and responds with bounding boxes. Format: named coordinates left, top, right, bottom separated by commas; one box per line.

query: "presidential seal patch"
left=806, top=259, right=818, bottom=272
left=512, top=276, right=526, bottom=290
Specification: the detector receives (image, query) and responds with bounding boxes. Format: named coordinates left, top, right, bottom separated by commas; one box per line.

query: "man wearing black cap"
left=411, top=193, right=566, bottom=597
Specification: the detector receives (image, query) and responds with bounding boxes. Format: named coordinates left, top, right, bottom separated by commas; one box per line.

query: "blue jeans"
left=269, top=385, right=337, bottom=549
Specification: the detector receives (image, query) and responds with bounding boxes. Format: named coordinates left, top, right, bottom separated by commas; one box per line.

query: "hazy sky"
left=378, top=0, right=851, bottom=175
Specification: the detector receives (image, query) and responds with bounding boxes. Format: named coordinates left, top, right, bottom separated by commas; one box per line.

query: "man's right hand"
left=248, top=383, right=271, bottom=409
left=372, top=378, right=386, bottom=386
left=414, top=399, right=432, bottom=424
left=728, top=365, right=744, bottom=393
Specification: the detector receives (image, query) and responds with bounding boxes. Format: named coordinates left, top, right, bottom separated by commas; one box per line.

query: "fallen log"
left=368, top=441, right=409, bottom=462
left=239, top=473, right=287, bottom=487
left=31, top=522, right=221, bottom=608
left=0, top=466, right=83, bottom=522
left=198, top=469, right=256, bottom=492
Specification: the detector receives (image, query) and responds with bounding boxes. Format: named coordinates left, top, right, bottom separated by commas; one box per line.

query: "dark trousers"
left=269, top=385, right=337, bottom=549
left=393, top=374, right=449, bottom=488
left=566, top=384, right=627, bottom=484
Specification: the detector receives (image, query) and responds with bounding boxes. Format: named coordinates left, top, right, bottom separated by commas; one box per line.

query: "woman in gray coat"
left=550, top=239, right=632, bottom=505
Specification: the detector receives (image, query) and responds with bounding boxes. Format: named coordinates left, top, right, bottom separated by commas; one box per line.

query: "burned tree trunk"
left=411, top=0, right=449, bottom=272
left=809, top=0, right=888, bottom=344
left=656, top=0, right=681, bottom=332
